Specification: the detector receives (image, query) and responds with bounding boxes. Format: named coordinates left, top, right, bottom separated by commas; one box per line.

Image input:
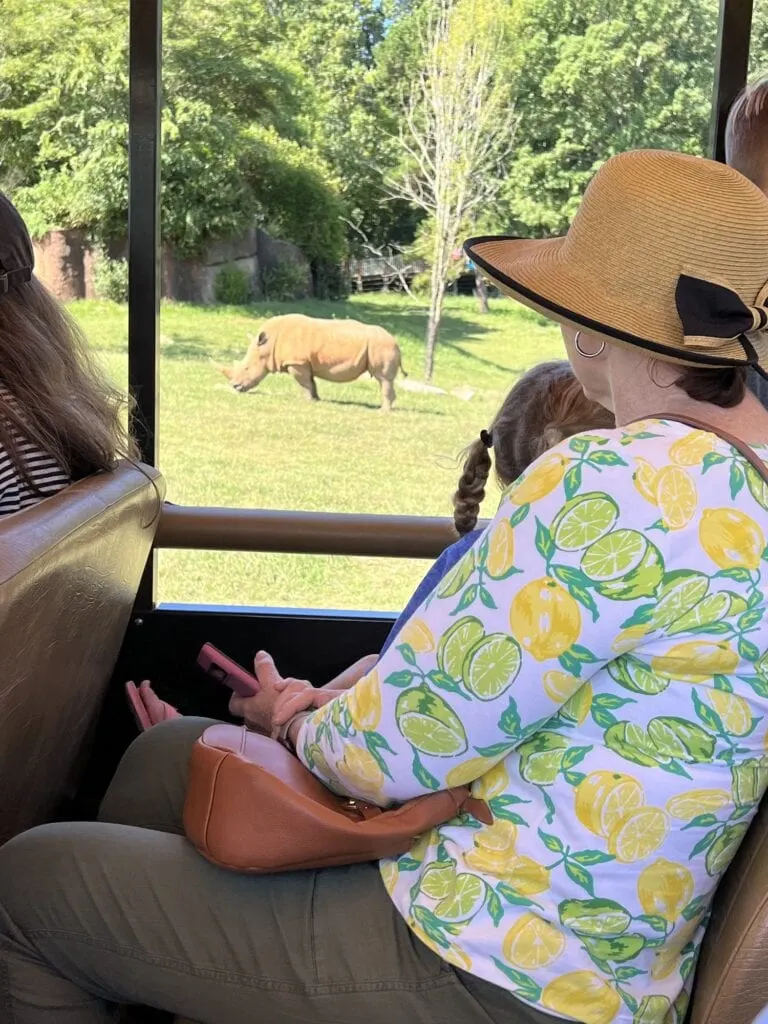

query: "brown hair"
left=0, top=277, right=136, bottom=489
left=725, top=78, right=768, bottom=195
left=673, top=365, right=748, bottom=408
left=453, top=361, right=615, bottom=535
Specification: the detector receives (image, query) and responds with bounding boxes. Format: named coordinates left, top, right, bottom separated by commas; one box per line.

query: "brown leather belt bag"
left=183, top=724, right=492, bottom=873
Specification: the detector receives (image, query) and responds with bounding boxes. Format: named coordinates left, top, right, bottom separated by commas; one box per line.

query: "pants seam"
left=26, top=929, right=459, bottom=995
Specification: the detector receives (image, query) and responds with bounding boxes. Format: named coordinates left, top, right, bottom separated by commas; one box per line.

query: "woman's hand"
left=228, top=651, right=339, bottom=734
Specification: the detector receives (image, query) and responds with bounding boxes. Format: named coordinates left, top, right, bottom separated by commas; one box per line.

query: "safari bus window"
left=2, top=0, right=723, bottom=611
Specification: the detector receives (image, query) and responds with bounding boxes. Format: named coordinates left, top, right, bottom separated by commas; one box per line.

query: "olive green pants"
left=0, top=718, right=558, bottom=1024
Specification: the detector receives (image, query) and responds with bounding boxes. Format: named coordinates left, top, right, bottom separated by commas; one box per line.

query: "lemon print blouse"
left=297, top=420, right=768, bottom=1024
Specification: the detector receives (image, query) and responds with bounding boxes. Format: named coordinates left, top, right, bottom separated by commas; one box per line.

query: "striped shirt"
left=0, top=388, right=70, bottom=515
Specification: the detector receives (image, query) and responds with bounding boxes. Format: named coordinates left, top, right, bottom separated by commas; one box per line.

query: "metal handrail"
left=155, top=503, right=489, bottom=559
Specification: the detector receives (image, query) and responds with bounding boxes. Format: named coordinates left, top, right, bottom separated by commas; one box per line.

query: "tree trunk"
left=424, top=254, right=447, bottom=382
left=475, top=271, right=489, bottom=314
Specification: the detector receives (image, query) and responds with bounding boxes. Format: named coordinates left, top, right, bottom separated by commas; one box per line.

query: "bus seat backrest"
left=0, top=462, right=164, bottom=844
left=690, top=792, right=768, bottom=1023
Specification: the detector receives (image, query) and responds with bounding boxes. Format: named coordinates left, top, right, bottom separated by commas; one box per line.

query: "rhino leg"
left=379, top=377, right=395, bottom=412
left=287, top=364, right=319, bottom=402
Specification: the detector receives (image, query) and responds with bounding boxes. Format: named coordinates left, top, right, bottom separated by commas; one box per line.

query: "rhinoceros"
left=218, top=313, right=407, bottom=410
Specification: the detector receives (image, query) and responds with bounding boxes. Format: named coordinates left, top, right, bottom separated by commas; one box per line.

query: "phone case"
left=197, top=643, right=260, bottom=697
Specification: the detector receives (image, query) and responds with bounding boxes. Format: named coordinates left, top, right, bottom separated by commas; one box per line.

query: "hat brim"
left=464, top=234, right=768, bottom=374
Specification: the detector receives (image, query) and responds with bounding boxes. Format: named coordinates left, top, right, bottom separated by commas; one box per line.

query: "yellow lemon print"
left=473, top=759, right=510, bottom=801
left=607, top=807, right=669, bottom=863
left=575, top=771, right=644, bottom=838
left=441, top=944, right=473, bottom=971
left=637, top=859, right=695, bottom=922
left=445, top=756, right=498, bottom=788
left=669, top=430, right=717, bottom=466
left=651, top=640, right=739, bottom=683
left=504, top=854, right=551, bottom=896
left=612, top=624, right=650, bottom=655
left=399, top=618, right=436, bottom=653
left=700, top=508, right=766, bottom=570
left=336, top=744, right=385, bottom=802
left=543, top=670, right=583, bottom=703
left=633, top=457, right=659, bottom=505
left=486, top=519, right=515, bottom=579
left=510, top=577, right=581, bottom=661
left=509, top=453, right=567, bottom=504
left=347, top=670, right=382, bottom=732
left=503, top=913, right=565, bottom=970
left=464, top=846, right=513, bottom=879
left=473, top=819, right=518, bottom=854
left=542, top=971, right=621, bottom=1024
left=656, top=465, right=698, bottom=530
left=666, top=789, right=731, bottom=821
left=709, top=690, right=753, bottom=736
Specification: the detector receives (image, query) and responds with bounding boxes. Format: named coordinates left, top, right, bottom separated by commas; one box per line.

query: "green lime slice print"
left=434, top=873, right=486, bottom=922
left=396, top=688, right=468, bottom=756
left=420, top=862, right=457, bottom=900
left=437, top=616, right=485, bottom=681
left=462, top=633, right=522, bottom=700
left=583, top=934, right=645, bottom=963
left=436, top=549, right=477, bottom=599
left=652, top=572, right=710, bottom=630
left=551, top=492, right=620, bottom=551
left=518, top=732, right=570, bottom=785
left=731, top=758, right=768, bottom=806
left=604, top=723, right=661, bottom=768
left=705, top=823, right=749, bottom=876
left=582, top=530, right=664, bottom=600
left=646, top=717, right=715, bottom=763
left=633, top=996, right=672, bottom=1024
left=558, top=898, right=632, bottom=937
left=608, top=657, right=669, bottom=695
left=666, top=591, right=732, bottom=636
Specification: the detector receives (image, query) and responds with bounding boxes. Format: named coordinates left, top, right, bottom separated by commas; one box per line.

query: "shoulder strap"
left=644, top=413, right=768, bottom=484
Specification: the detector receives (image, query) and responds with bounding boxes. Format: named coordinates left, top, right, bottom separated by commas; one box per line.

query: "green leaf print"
left=564, top=860, right=595, bottom=895
left=730, top=463, right=746, bottom=499
left=398, top=643, right=417, bottom=666
left=562, top=745, right=592, bottom=770
left=680, top=956, right=696, bottom=982
left=636, top=914, right=668, bottom=933
left=498, top=697, right=521, bottom=738
left=479, top=586, right=497, bottom=610
left=571, top=850, right=615, bottom=866
left=714, top=674, right=735, bottom=692
left=594, top=693, right=636, bottom=711
left=569, top=436, right=591, bottom=454
left=705, top=823, right=750, bottom=875
left=563, top=770, right=587, bottom=786
left=364, top=733, right=395, bottom=780
left=552, top=564, right=594, bottom=588
left=659, top=760, right=693, bottom=780
left=496, top=883, right=538, bottom=908
left=738, top=637, right=761, bottom=662
left=490, top=959, right=542, bottom=1004
left=692, top=690, right=724, bottom=734
left=436, top=551, right=476, bottom=599
left=738, top=608, right=765, bottom=631
left=689, top=829, right=719, bottom=858
left=681, top=895, right=709, bottom=921
left=569, top=583, right=600, bottom=622
left=564, top=463, right=583, bottom=499
left=570, top=643, right=600, bottom=664
left=412, top=907, right=452, bottom=948
left=620, top=604, right=656, bottom=628
left=385, top=670, right=415, bottom=688
left=426, top=670, right=469, bottom=700
left=537, top=828, right=565, bottom=853
left=452, top=584, right=479, bottom=615
left=412, top=751, right=440, bottom=791
left=736, top=674, right=768, bottom=699
left=681, top=813, right=720, bottom=830
left=534, top=519, right=556, bottom=560
left=588, top=450, right=628, bottom=467
left=702, top=451, right=728, bottom=472
left=592, top=706, right=619, bottom=729
left=397, top=856, right=422, bottom=872
left=508, top=503, right=530, bottom=528
left=714, top=567, right=752, bottom=582
left=475, top=742, right=516, bottom=758
left=486, top=886, right=504, bottom=926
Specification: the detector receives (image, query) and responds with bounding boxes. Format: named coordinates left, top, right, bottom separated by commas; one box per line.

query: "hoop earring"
left=648, top=358, right=676, bottom=389
left=574, top=330, right=606, bottom=359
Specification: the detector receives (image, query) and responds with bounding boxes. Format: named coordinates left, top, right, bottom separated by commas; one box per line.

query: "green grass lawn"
left=70, top=292, right=562, bottom=612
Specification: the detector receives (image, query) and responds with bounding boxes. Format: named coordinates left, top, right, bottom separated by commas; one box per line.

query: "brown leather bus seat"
left=691, top=792, right=768, bottom=1024
left=0, top=462, right=164, bottom=844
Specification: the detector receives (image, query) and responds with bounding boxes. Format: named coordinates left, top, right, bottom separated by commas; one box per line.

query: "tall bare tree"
left=386, top=0, right=517, bottom=381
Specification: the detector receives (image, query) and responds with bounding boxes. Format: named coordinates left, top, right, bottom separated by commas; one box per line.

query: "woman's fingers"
left=252, top=651, right=284, bottom=690
left=272, top=684, right=336, bottom=727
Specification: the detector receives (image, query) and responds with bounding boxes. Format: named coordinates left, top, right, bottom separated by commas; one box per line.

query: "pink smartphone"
left=197, top=643, right=260, bottom=697
left=125, top=681, right=152, bottom=731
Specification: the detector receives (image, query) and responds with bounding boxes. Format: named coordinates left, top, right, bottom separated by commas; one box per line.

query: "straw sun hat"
left=464, top=149, right=768, bottom=377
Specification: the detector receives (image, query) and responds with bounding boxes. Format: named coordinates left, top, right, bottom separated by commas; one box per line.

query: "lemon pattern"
left=298, top=421, right=768, bottom=1024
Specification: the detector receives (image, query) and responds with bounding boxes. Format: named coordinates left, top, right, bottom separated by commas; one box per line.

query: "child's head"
left=452, top=361, right=615, bottom=535
left=725, top=78, right=768, bottom=195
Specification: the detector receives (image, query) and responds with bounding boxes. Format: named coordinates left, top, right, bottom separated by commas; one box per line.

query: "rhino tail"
left=398, top=349, right=408, bottom=378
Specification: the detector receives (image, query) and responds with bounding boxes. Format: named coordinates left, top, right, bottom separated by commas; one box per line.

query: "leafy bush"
left=312, top=261, right=349, bottom=301
left=214, top=264, right=252, bottom=305
left=410, top=271, right=432, bottom=297
left=92, top=251, right=129, bottom=303
left=261, top=262, right=308, bottom=301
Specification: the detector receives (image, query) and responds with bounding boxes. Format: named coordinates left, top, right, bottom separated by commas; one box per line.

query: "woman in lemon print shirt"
left=3, top=150, right=768, bottom=1024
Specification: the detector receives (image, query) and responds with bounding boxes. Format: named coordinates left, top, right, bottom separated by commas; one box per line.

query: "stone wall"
left=32, top=227, right=312, bottom=303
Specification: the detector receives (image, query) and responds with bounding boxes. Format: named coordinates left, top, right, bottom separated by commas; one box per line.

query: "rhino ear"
left=257, top=331, right=269, bottom=347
